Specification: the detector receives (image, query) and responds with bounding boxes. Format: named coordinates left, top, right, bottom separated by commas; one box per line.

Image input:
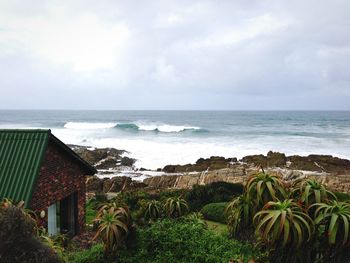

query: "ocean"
left=0, top=110, right=349, bottom=170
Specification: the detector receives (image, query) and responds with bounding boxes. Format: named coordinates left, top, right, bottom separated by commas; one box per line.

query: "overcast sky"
left=0, top=0, right=349, bottom=110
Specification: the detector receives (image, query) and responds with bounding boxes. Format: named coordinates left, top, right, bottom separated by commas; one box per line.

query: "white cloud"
left=0, top=10, right=130, bottom=72
left=0, top=0, right=349, bottom=109
left=191, top=14, right=294, bottom=49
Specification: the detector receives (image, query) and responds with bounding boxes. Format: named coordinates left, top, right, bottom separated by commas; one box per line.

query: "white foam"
left=64, top=122, right=117, bottom=130
left=50, top=127, right=350, bottom=171
left=137, top=123, right=200, bottom=133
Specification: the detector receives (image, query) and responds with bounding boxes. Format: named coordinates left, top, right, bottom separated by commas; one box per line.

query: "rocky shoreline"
left=70, top=145, right=350, bottom=194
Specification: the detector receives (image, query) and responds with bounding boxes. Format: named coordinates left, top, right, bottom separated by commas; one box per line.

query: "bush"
left=118, top=219, right=258, bottom=263
left=0, top=205, right=61, bottom=263
left=200, top=202, right=228, bottom=223
left=66, top=244, right=104, bottom=263
left=334, top=191, right=350, bottom=201
left=185, top=182, right=243, bottom=211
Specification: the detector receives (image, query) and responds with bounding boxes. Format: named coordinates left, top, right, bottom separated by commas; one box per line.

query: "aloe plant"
left=246, top=172, right=286, bottom=210
left=226, top=194, right=253, bottom=237
left=93, top=205, right=131, bottom=257
left=163, top=197, right=188, bottom=218
left=144, top=200, right=163, bottom=220
left=312, top=200, right=350, bottom=246
left=254, top=199, right=314, bottom=248
left=293, top=179, right=336, bottom=208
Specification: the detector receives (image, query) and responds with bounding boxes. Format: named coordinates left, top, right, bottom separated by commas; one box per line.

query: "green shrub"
left=185, top=182, right=243, bottom=211
left=85, top=199, right=97, bottom=225
left=66, top=244, right=104, bottom=263
left=334, top=191, right=350, bottom=201
left=0, top=205, right=61, bottom=263
left=118, top=219, right=258, bottom=263
left=200, top=202, right=228, bottom=223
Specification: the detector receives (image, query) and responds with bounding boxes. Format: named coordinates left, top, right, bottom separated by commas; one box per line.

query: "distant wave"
left=63, top=121, right=202, bottom=133
left=64, top=122, right=117, bottom=129
left=117, top=123, right=202, bottom=133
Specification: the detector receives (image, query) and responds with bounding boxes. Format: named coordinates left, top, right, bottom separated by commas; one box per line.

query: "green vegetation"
left=185, top=182, right=243, bottom=211
left=200, top=202, right=227, bottom=223
left=0, top=199, right=62, bottom=263
left=254, top=199, right=313, bottom=248
left=334, top=191, right=350, bottom=201
left=204, top=220, right=228, bottom=235
left=85, top=199, right=97, bottom=225
left=245, top=171, right=286, bottom=210
left=293, top=179, right=336, bottom=207
left=226, top=174, right=350, bottom=262
left=118, top=219, right=258, bottom=263
left=3, top=174, right=350, bottom=263
left=143, top=200, right=163, bottom=221
left=163, top=196, right=189, bottom=218
left=66, top=244, right=104, bottom=263
left=93, top=202, right=131, bottom=259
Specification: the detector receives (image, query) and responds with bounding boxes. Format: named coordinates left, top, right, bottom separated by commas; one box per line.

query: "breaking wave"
left=117, top=123, right=201, bottom=133
left=63, top=121, right=202, bottom=133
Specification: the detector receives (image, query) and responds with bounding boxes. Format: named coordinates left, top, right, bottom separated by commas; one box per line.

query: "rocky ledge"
left=71, top=145, right=350, bottom=195
left=162, top=151, right=350, bottom=175
left=145, top=152, right=350, bottom=194
left=70, top=145, right=136, bottom=170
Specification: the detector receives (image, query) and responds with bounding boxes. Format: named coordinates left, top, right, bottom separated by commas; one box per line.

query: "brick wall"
left=30, top=142, right=87, bottom=234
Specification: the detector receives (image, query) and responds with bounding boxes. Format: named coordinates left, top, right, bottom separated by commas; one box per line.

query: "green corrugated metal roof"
left=0, top=129, right=96, bottom=207
left=0, top=129, right=49, bottom=207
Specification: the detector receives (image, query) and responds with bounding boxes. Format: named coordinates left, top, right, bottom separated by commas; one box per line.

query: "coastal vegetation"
left=1, top=172, right=350, bottom=262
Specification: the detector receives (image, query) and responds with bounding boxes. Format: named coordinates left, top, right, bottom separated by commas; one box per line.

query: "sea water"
left=0, top=110, right=349, bottom=170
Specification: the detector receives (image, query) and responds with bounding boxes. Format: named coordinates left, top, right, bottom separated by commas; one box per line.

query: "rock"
left=287, top=154, right=350, bottom=174
left=95, top=158, right=118, bottom=169
left=86, top=176, right=104, bottom=192
left=121, top=156, right=136, bottom=166
left=287, top=155, right=321, bottom=171
left=70, top=145, right=136, bottom=170
left=129, top=181, right=148, bottom=189
left=145, top=166, right=247, bottom=189
left=267, top=151, right=287, bottom=167
left=162, top=156, right=238, bottom=173
left=103, top=176, right=132, bottom=192
left=240, top=154, right=267, bottom=167
left=143, top=175, right=179, bottom=188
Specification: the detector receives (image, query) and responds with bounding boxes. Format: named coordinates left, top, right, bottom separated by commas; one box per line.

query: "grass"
left=85, top=200, right=97, bottom=225
left=204, top=220, right=228, bottom=236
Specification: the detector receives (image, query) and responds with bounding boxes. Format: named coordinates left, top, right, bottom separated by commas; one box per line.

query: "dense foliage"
left=93, top=202, right=132, bottom=258
left=185, top=182, right=243, bottom=211
left=226, top=173, right=350, bottom=263
left=0, top=200, right=62, bottom=263
left=118, top=219, right=258, bottom=263
left=66, top=244, right=104, bottom=263
left=200, top=202, right=228, bottom=223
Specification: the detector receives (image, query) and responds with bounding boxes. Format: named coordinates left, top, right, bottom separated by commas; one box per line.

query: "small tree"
left=143, top=200, right=163, bottom=221
left=93, top=203, right=131, bottom=259
left=245, top=171, right=286, bottom=211
left=226, top=194, right=253, bottom=240
left=312, top=201, right=350, bottom=262
left=293, top=179, right=336, bottom=208
left=163, top=197, right=189, bottom=218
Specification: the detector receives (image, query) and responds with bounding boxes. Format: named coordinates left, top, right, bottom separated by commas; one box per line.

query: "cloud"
left=0, top=0, right=349, bottom=109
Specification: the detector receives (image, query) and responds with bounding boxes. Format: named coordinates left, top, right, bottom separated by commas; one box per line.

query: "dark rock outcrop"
left=288, top=154, right=350, bottom=174
left=240, top=151, right=350, bottom=174
left=163, top=156, right=237, bottom=173
left=86, top=176, right=104, bottom=192
left=86, top=176, right=147, bottom=193
left=241, top=154, right=267, bottom=167
left=70, top=145, right=136, bottom=169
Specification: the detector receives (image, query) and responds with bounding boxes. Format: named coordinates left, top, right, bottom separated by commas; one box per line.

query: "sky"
left=0, top=0, right=349, bottom=110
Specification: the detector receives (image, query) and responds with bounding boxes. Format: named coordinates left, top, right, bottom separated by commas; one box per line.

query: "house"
left=0, top=129, right=96, bottom=236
